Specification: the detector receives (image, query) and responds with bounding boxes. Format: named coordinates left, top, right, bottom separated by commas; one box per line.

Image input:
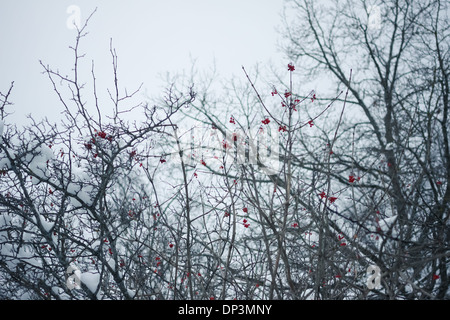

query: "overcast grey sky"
left=0, top=1, right=286, bottom=125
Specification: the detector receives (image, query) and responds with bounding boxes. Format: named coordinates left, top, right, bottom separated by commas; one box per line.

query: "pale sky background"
left=0, top=0, right=288, bottom=125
